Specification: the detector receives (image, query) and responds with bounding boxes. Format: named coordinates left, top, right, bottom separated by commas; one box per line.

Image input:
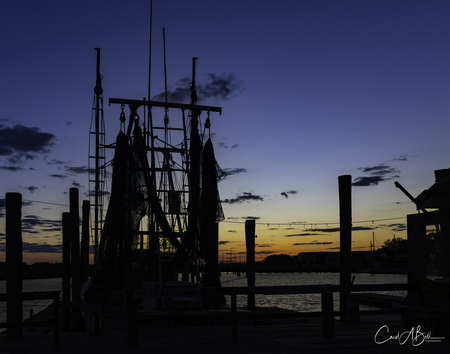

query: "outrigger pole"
left=109, top=98, right=222, bottom=115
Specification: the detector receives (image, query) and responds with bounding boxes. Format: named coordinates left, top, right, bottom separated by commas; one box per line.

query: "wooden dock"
left=1, top=309, right=448, bottom=353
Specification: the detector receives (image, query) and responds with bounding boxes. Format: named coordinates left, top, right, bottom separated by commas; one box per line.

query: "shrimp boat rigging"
left=89, top=56, right=226, bottom=309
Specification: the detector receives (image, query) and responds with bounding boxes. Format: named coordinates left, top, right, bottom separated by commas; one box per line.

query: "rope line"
left=1, top=196, right=409, bottom=226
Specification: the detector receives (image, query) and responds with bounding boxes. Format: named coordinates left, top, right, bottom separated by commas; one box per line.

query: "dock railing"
left=127, top=283, right=417, bottom=347
left=0, top=291, right=60, bottom=350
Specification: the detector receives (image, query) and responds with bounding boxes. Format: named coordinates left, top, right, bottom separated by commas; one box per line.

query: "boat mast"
left=93, top=47, right=103, bottom=266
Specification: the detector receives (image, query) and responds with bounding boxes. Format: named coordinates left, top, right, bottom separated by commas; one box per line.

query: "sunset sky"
left=1, top=0, right=450, bottom=264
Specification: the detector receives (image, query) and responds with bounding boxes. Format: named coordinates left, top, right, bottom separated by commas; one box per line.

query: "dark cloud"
left=257, top=244, right=274, bottom=248
left=352, top=176, right=385, bottom=187
left=72, top=181, right=82, bottom=188
left=390, top=154, right=416, bottom=162
left=218, top=241, right=231, bottom=245
left=281, top=190, right=297, bottom=198
left=47, top=159, right=66, bottom=165
left=23, top=186, right=38, bottom=193
left=0, top=165, right=25, bottom=172
left=386, top=223, right=407, bottom=231
left=222, top=192, right=263, bottom=204
left=285, top=233, right=331, bottom=237
left=0, top=124, right=56, bottom=162
left=151, top=73, right=243, bottom=103
left=66, top=166, right=94, bottom=174
left=218, top=142, right=240, bottom=149
left=86, top=190, right=110, bottom=197
left=228, top=230, right=237, bottom=233
left=285, top=225, right=373, bottom=236
left=353, top=163, right=400, bottom=187
left=352, top=226, right=375, bottom=231
left=23, top=242, right=61, bottom=253
left=7, top=153, right=35, bottom=164
left=223, top=168, right=247, bottom=177
left=293, top=242, right=334, bottom=246
left=244, top=216, right=260, bottom=220
left=49, top=174, right=67, bottom=179
left=256, top=250, right=276, bottom=255
left=22, top=215, right=62, bottom=233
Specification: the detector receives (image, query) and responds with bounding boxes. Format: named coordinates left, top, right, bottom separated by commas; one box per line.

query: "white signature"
left=374, top=325, right=445, bottom=346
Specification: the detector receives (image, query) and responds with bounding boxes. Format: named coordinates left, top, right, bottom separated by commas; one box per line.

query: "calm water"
left=0, top=273, right=407, bottom=323
left=0, top=278, right=62, bottom=324
left=220, top=272, right=407, bottom=312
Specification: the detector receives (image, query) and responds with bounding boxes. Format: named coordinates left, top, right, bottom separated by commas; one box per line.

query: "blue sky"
left=1, top=0, right=450, bottom=263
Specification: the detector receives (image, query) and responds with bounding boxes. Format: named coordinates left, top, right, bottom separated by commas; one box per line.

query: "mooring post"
left=6, top=192, right=23, bottom=338
left=80, top=200, right=90, bottom=281
left=245, top=219, right=256, bottom=311
left=69, top=188, right=83, bottom=331
left=338, top=175, right=352, bottom=322
left=62, top=212, right=71, bottom=331
left=70, top=188, right=80, bottom=302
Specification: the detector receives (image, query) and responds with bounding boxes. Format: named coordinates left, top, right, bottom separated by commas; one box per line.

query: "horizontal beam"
left=0, top=291, right=60, bottom=301
left=109, top=98, right=222, bottom=115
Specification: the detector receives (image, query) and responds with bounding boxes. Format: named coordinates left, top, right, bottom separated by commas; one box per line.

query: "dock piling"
left=245, top=219, right=256, bottom=311
left=6, top=192, right=23, bottom=338
left=338, top=175, right=352, bottom=322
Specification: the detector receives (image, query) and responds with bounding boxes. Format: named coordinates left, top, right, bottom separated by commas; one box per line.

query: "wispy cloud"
left=218, top=142, right=240, bottom=149
left=151, top=73, right=243, bottom=103
left=385, top=223, right=407, bottom=231
left=222, top=192, right=263, bottom=204
left=353, top=163, right=401, bottom=187
left=293, top=242, right=334, bottom=246
left=0, top=165, right=26, bottom=172
left=223, top=168, right=247, bottom=177
left=23, top=186, right=38, bottom=193
left=49, top=174, right=67, bottom=179
left=285, top=225, right=374, bottom=236
left=256, top=250, right=276, bottom=255
left=47, top=159, right=67, bottom=165
left=65, top=166, right=94, bottom=174
left=22, top=215, right=62, bottom=234
left=257, top=244, right=275, bottom=248
left=21, top=242, right=61, bottom=253
left=281, top=190, right=297, bottom=198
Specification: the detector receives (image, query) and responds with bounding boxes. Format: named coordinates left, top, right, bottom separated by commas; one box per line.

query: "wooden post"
left=407, top=213, right=426, bottom=306
left=70, top=188, right=80, bottom=302
left=321, top=289, right=334, bottom=338
left=338, top=175, right=352, bottom=322
left=245, top=219, right=256, bottom=311
left=80, top=200, right=90, bottom=281
left=69, top=188, right=83, bottom=331
left=62, top=212, right=71, bottom=332
left=6, top=192, right=22, bottom=338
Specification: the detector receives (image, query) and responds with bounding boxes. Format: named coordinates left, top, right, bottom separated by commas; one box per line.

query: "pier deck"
left=1, top=310, right=448, bottom=353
